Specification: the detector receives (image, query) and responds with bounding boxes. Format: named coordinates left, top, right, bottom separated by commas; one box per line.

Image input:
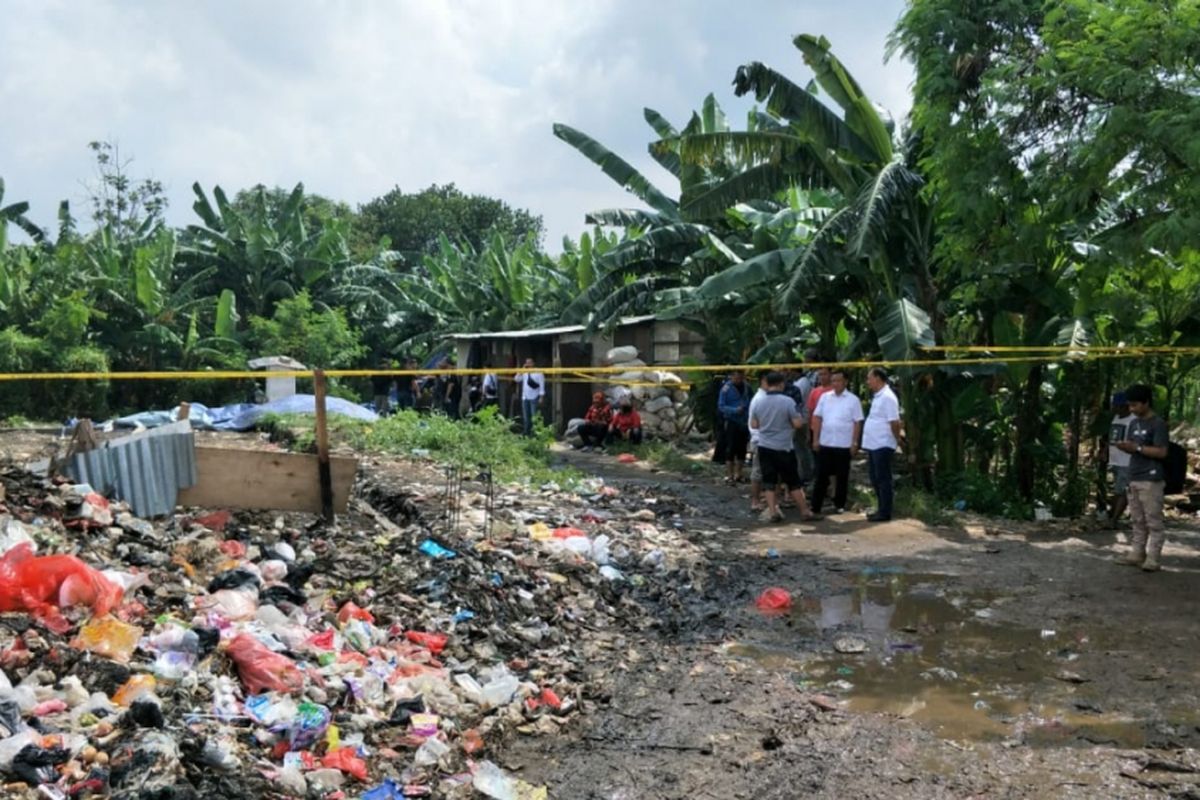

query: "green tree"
left=353, top=183, right=544, bottom=263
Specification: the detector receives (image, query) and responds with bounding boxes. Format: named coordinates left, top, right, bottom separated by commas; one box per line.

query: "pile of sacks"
left=566, top=347, right=690, bottom=444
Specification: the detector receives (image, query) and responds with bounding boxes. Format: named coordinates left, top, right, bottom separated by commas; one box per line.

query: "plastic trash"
left=480, top=668, right=520, bottom=708
left=362, top=778, right=404, bottom=800
left=460, top=728, right=485, bottom=754
left=202, top=588, right=259, bottom=620
left=616, top=453, right=638, bottom=463
left=0, top=542, right=124, bottom=633
left=409, top=712, right=440, bottom=737
left=113, top=674, right=157, bottom=707
left=413, top=735, right=449, bottom=766
left=418, top=539, right=457, bottom=559
left=590, top=534, right=611, bottom=565
left=405, top=631, right=448, bottom=654
left=72, top=616, right=142, bottom=663
left=225, top=633, right=305, bottom=694
left=275, top=765, right=307, bottom=796
left=288, top=702, right=333, bottom=750
left=561, top=536, right=593, bottom=557
left=337, top=601, right=375, bottom=625
left=552, top=527, right=586, bottom=539
left=599, top=565, right=624, bottom=581
left=454, top=673, right=484, bottom=704
left=207, top=567, right=261, bottom=592
left=10, top=743, right=70, bottom=785
left=755, top=587, right=793, bottom=613
left=473, top=760, right=518, bottom=800
left=322, top=747, right=369, bottom=780
left=0, top=518, right=37, bottom=555
left=306, top=767, right=346, bottom=791
left=154, top=650, right=197, bottom=680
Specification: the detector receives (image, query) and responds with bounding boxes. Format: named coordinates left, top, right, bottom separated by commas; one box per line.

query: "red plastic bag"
left=337, top=601, right=375, bottom=625
left=225, top=633, right=305, bottom=694
left=194, top=510, right=232, bottom=533
left=404, top=631, right=448, bottom=654
left=551, top=527, right=586, bottom=540
left=218, top=539, right=247, bottom=558
left=616, top=453, right=638, bottom=463
left=321, top=748, right=368, bottom=781
left=0, top=543, right=124, bottom=633
left=755, top=587, right=793, bottom=613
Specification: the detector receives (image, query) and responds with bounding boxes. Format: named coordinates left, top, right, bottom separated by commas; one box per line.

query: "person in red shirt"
left=577, top=392, right=613, bottom=450
left=805, top=367, right=832, bottom=418
left=608, top=399, right=643, bottom=445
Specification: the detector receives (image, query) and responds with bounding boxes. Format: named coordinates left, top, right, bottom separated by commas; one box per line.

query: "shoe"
left=1141, top=557, right=1161, bottom=572
left=1116, top=551, right=1145, bottom=566
left=759, top=509, right=784, bottom=523
left=866, top=513, right=891, bottom=522
left=580, top=446, right=592, bottom=453
left=800, top=513, right=823, bottom=522
left=835, top=507, right=846, bottom=514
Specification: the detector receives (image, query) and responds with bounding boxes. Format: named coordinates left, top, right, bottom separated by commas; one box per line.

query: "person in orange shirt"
left=608, top=399, right=643, bottom=445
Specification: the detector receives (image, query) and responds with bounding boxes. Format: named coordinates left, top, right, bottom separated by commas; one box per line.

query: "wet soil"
left=499, top=447, right=1200, bottom=798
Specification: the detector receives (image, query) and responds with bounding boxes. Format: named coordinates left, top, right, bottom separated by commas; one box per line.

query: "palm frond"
left=553, top=123, right=680, bottom=219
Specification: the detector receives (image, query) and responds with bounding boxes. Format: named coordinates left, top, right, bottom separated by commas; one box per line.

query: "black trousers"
left=579, top=422, right=608, bottom=446
left=812, top=446, right=851, bottom=512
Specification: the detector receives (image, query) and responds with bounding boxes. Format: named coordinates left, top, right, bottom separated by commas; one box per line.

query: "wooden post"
left=313, top=369, right=334, bottom=523
left=178, top=402, right=191, bottom=421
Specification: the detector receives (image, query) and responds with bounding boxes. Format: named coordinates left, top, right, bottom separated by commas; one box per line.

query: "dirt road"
left=502, top=449, right=1200, bottom=798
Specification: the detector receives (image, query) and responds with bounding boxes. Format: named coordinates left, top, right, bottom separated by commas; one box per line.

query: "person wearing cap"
left=577, top=392, right=613, bottom=451
left=1105, top=391, right=1135, bottom=526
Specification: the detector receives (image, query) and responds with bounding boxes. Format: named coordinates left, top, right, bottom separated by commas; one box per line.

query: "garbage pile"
left=0, top=454, right=705, bottom=798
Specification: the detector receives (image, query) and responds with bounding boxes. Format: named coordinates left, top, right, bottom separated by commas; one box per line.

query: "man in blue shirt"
left=717, top=370, right=750, bottom=484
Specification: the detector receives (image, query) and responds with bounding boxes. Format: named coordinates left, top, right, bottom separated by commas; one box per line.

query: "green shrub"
left=49, top=346, right=111, bottom=421
left=936, top=470, right=1031, bottom=519
left=0, top=327, right=47, bottom=419
left=264, top=406, right=576, bottom=487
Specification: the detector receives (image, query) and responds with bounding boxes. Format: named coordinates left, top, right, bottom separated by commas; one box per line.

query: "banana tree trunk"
left=1015, top=363, right=1043, bottom=500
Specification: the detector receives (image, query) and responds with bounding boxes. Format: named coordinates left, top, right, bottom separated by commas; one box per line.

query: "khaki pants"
left=1127, top=480, right=1166, bottom=559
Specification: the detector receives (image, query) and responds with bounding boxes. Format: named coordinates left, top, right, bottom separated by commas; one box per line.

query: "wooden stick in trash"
left=314, top=369, right=334, bottom=523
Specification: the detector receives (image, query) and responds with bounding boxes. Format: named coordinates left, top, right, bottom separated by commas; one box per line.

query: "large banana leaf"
left=846, top=156, right=924, bottom=258
left=596, top=223, right=710, bottom=272
left=793, top=34, right=893, bottom=162
left=215, top=289, right=238, bottom=338
left=874, top=297, right=935, bottom=365
left=732, top=62, right=879, bottom=166
left=695, top=248, right=801, bottom=298
left=584, top=208, right=671, bottom=228
left=552, top=123, right=680, bottom=219
left=779, top=205, right=854, bottom=311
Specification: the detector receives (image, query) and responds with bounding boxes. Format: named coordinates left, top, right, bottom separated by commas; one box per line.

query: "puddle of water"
left=730, top=572, right=1196, bottom=746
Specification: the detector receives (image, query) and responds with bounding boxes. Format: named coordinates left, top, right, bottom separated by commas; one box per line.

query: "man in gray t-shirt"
left=1114, top=384, right=1170, bottom=571
left=750, top=372, right=820, bottom=525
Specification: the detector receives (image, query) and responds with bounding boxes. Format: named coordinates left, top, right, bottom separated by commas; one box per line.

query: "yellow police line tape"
left=0, top=346, right=1183, bottom=383
left=0, top=347, right=1180, bottom=383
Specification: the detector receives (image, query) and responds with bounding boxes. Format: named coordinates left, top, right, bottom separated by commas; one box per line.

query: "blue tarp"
left=116, top=394, right=379, bottom=432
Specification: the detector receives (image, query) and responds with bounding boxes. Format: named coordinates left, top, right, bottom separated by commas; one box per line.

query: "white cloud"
left=0, top=0, right=912, bottom=249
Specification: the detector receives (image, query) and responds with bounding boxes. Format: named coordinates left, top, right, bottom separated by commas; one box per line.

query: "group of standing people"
left=714, top=359, right=902, bottom=525
left=370, top=357, right=500, bottom=420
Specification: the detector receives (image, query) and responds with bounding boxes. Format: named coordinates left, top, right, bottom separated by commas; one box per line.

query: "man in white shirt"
left=810, top=369, right=863, bottom=514
left=514, top=358, right=545, bottom=436
left=747, top=374, right=768, bottom=512
left=862, top=367, right=902, bottom=522
left=1105, top=392, right=1134, bottom=526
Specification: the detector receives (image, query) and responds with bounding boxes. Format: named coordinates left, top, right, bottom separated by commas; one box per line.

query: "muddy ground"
left=499, top=447, right=1200, bottom=799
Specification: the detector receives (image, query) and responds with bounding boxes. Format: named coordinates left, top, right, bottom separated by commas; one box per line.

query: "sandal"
left=800, top=513, right=824, bottom=522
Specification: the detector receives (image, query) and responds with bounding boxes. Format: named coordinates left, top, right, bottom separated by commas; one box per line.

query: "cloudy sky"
left=2, top=0, right=912, bottom=249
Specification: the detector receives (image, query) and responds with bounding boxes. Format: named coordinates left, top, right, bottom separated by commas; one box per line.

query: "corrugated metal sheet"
left=66, top=420, right=197, bottom=518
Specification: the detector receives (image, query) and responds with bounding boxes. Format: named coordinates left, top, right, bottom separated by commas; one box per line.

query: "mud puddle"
left=726, top=572, right=1196, bottom=747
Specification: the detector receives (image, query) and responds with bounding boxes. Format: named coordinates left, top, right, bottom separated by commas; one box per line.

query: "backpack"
left=1164, top=442, right=1187, bottom=495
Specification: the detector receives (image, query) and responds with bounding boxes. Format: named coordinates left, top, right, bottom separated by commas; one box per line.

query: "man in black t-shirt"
left=1114, top=384, right=1170, bottom=571
left=371, top=357, right=394, bottom=416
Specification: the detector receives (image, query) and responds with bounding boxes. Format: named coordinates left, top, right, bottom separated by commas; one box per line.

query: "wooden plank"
left=313, top=369, right=334, bottom=522
left=178, top=447, right=357, bottom=513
